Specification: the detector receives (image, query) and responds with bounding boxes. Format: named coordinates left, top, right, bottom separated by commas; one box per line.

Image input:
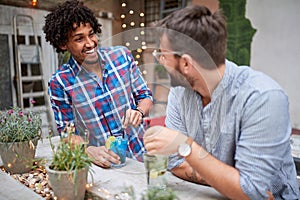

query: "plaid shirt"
left=48, top=46, right=152, bottom=161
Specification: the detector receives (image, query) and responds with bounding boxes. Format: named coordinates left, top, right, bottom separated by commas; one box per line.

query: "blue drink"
left=110, top=136, right=128, bottom=168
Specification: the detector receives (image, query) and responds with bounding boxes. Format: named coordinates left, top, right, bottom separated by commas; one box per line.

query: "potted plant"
left=46, top=123, right=92, bottom=200
left=0, top=106, right=42, bottom=174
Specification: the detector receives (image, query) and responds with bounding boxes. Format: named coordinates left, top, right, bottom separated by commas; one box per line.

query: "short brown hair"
left=156, top=5, right=227, bottom=68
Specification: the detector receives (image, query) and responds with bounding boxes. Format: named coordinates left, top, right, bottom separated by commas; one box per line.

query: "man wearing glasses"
left=144, top=5, right=299, bottom=200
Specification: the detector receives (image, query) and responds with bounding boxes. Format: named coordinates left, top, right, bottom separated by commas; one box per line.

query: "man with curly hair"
left=43, top=0, right=153, bottom=168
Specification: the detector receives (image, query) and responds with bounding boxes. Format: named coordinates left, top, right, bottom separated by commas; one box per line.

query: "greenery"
left=48, top=123, right=92, bottom=172
left=0, top=106, right=42, bottom=143
left=141, top=188, right=179, bottom=200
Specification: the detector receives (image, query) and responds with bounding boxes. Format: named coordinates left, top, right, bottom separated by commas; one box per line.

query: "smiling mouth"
left=85, top=48, right=95, bottom=54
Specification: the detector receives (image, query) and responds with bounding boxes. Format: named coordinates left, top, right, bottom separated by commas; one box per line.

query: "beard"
left=166, top=64, right=192, bottom=89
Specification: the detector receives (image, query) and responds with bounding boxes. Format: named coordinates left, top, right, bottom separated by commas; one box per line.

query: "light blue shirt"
left=166, top=60, right=300, bottom=199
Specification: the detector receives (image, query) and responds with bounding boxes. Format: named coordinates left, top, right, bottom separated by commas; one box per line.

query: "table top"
left=1, top=136, right=228, bottom=200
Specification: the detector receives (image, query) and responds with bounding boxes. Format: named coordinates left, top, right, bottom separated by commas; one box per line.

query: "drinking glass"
left=143, top=153, right=169, bottom=190
left=110, top=136, right=128, bottom=168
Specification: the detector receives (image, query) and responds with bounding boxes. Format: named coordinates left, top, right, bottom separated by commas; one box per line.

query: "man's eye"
left=75, top=37, right=83, bottom=41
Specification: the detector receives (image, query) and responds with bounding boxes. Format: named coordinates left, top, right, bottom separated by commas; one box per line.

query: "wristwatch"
left=178, top=137, right=193, bottom=157
left=134, top=107, right=145, bottom=118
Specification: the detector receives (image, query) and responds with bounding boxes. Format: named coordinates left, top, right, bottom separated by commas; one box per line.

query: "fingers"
left=123, top=108, right=143, bottom=128
left=86, top=146, right=121, bottom=168
left=144, top=126, right=188, bottom=155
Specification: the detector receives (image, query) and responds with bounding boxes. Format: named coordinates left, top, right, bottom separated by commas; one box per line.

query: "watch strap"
left=186, top=137, right=193, bottom=147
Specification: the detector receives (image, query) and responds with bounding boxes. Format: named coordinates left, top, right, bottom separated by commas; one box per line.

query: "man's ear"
left=180, top=54, right=194, bottom=74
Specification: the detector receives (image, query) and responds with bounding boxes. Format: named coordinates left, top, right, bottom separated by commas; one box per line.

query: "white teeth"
left=86, top=48, right=95, bottom=54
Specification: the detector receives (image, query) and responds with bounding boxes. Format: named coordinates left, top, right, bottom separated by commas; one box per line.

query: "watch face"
left=178, top=143, right=191, bottom=157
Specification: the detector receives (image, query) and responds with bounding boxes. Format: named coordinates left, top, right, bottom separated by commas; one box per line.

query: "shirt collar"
left=211, top=59, right=235, bottom=101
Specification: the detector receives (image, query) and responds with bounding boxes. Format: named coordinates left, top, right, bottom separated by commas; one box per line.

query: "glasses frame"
left=152, top=49, right=182, bottom=62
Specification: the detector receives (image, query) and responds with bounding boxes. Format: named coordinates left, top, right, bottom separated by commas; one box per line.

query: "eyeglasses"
left=152, top=49, right=182, bottom=62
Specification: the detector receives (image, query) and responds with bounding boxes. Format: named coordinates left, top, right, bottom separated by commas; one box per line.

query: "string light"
left=122, top=24, right=127, bottom=29
left=137, top=48, right=142, bottom=53
left=121, top=3, right=126, bottom=7
left=129, top=10, right=134, bottom=15
left=140, top=31, right=145, bottom=35
left=136, top=54, right=141, bottom=59
left=121, top=14, right=125, bottom=19
left=130, top=22, right=135, bottom=27
left=140, top=22, right=145, bottom=27
left=134, top=36, right=139, bottom=41
left=32, top=0, right=37, bottom=6
left=139, top=12, right=144, bottom=17
left=141, top=41, right=146, bottom=45
left=125, top=42, right=130, bottom=46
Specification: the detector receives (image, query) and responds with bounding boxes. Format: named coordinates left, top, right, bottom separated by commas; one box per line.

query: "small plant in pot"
left=46, top=123, right=92, bottom=200
left=0, top=106, right=42, bottom=174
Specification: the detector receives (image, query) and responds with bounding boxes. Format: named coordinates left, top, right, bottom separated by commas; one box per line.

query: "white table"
left=1, top=137, right=228, bottom=200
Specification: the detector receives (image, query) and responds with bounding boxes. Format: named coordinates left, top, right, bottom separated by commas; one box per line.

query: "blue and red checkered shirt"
left=48, top=46, right=153, bottom=161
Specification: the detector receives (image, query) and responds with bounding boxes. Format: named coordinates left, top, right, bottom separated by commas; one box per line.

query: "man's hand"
left=122, top=108, right=143, bottom=128
left=86, top=146, right=120, bottom=168
left=143, top=126, right=187, bottom=155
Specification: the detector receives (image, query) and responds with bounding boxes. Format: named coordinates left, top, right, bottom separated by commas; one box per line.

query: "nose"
left=85, top=37, right=94, bottom=48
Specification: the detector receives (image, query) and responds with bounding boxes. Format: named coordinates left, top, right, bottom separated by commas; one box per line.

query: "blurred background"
left=0, top=0, right=299, bottom=137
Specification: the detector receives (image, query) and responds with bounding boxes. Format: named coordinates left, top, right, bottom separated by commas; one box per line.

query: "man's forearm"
left=137, top=98, right=153, bottom=116
left=171, top=161, right=208, bottom=185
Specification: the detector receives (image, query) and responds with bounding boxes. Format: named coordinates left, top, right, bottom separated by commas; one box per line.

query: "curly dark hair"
left=43, top=0, right=102, bottom=53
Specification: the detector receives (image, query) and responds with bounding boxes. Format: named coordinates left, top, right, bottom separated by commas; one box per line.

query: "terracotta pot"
left=46, top=166, right=88, bottom=200
left=0, top=138, right=38, bottom=174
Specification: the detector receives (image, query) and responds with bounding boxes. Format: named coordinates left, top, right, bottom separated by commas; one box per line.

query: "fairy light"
left=32, top=0, right=37, bottom=6
left=121, top=14, right=125, bottom=19
left=140, top=22, right=145, bottom=27
left=121, top=3, right=126, bottom=7
left=122, top=24, right=127, bottom=29
left=140, top=30, right=145, bottom=35
left=137, top=48, right=142, bottom=53
left=129, top=10, right=134, bottom=15
left=141, top=41, right=146, bottom=45
left=135, top=61, right=139, bottom=65
left=130, top=22, right=135, bottom=27
left=143, top=70, right=147, bottom=75
left=139, top=12, right=144, bottom=17
left=136, top=54, right=141, bottom=59
left=134, top=36, right=139, bottom=41
left=125, top=42, right=130, bottom=46
left=141, top=45, right=147, bottom=50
